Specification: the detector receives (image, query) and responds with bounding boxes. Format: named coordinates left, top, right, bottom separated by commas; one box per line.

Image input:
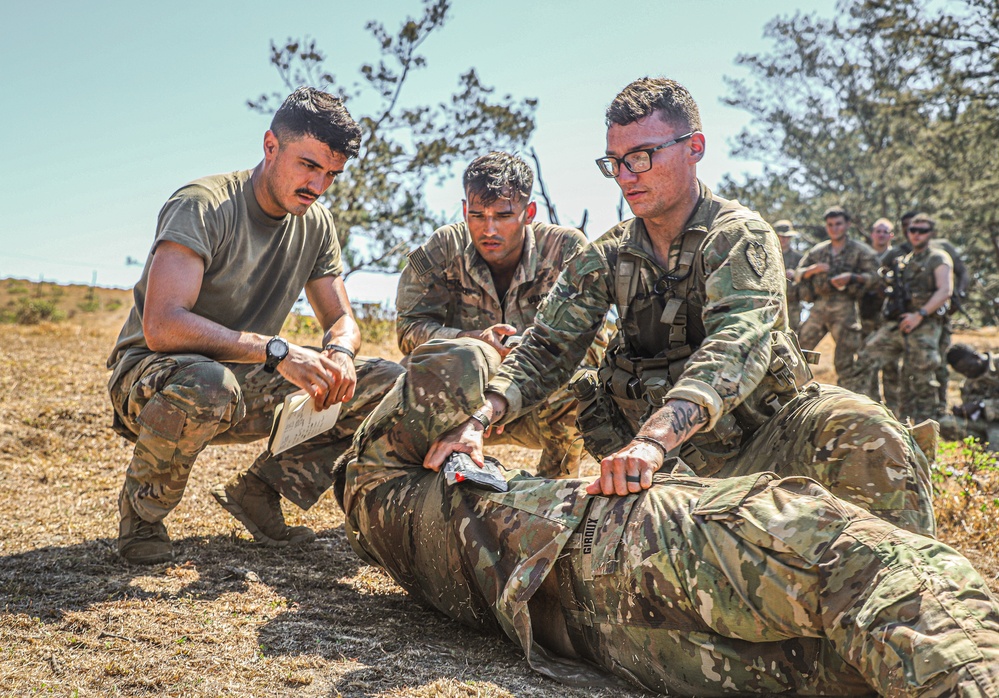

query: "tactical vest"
left=900, top=247, right=946, bottom=311
left=588, top=201, right=815, bottom=466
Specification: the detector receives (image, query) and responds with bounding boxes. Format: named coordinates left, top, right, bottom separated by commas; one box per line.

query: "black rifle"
left=881, top=257, right=912, bottom=322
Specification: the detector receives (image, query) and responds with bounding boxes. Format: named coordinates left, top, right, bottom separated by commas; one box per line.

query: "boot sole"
left=209, top=484, right=316, bottom=547
left=118, top=544, right=174, bottom=566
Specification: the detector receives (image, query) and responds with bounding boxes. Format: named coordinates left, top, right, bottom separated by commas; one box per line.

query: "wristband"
left=324, top=343, right=356, bottom=359
left=632, top=435, right=667, bottom=459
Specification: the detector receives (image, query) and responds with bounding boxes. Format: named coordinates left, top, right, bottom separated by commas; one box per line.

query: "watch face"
left=268, top=337, right=289, bottom=360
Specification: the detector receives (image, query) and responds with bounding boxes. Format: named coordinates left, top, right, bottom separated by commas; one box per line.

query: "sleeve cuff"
left=485, top=376, right=524, bottom=424
left=665, top=378, right=725, bottom=431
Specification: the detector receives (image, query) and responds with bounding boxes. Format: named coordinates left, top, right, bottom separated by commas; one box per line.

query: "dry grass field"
left=0, top=278, right=997, bottom=696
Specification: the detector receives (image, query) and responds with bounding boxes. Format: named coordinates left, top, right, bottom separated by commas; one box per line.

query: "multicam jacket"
left=487, top=182, right=798, bottom=459
left=396, top=221, right=606, bottom=367
left=795, top=238, right=878, bottom=303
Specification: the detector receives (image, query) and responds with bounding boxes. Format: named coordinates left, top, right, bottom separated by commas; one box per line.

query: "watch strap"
left=469, top=409, right=491, bottom=431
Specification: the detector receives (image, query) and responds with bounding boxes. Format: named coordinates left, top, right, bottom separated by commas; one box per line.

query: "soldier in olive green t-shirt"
left=107, top=88, right=403, bottom=565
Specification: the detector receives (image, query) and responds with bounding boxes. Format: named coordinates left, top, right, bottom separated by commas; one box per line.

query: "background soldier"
left=853, top=213, right=953, bottom=422
left=336, top=339, right=999, bottom=697
left=774, top=219, right=802, bottom=333
left=884, top=210, right=970, bottom=407
left=107, top=88, right=403, bottom=564
left=395, top=152, right=607, bottom=477
left=794, top=206, right=878, bottom=392
left=938, top=343, right=999, bottom=450
left=425, top=77, right=935, bottom=536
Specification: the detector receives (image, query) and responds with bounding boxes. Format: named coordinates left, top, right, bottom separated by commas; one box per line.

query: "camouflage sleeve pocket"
left=136, top=393, right=188, bottom=441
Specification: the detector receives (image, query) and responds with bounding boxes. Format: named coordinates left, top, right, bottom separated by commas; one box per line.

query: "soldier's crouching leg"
left=114, top=354, right=244, bottom=523
left=246, top=357, right=405, bottom=510
left=721, top=383, right=935, bottom=536
left=486, top=384, right=584, bottom=478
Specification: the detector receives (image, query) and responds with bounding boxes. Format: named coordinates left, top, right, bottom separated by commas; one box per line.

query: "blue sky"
left=0, top=0, right=834, bottom=302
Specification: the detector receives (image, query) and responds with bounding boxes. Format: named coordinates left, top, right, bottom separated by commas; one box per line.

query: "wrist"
left=324, top=343, right=356, bottom=359
left=917, top=308, right=928, bottom=318
left=632, top=435, right=667, bottom=461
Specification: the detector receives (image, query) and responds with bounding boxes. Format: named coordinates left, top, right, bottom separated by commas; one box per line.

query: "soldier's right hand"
left=278, top=344, right=350, bottom=411
left=423, top=419, right=485, bottom=472
left=459, top=324, right=518, bottom=358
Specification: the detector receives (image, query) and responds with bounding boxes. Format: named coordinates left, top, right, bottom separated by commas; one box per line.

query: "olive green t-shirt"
left=108, top=169, right=343, bottom=380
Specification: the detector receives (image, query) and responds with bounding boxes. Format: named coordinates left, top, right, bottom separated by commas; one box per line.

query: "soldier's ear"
left=688, top=132, right=706, bottom=164
left=525, top=201, right=537, bottom=223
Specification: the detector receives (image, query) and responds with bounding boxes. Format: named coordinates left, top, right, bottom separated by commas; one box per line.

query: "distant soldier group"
left=780, top=206, right=987, bottom=437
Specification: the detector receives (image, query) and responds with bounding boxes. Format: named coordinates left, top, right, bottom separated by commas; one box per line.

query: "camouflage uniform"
left=484, top=183, right=933, bottom=534
left=342, top=339, right=999, bottom=696
left=109, top=350, right=402, bottom=522
left=795, top=238, right=878, bottom=393
left=938, top=352, right=999, bottom=449
left=853, top=246, right=953, bottom=423
left=883, top=239, right=967, bottom=405
left=396, top=221, right=607, bottom=477
left=783, top=245, right=803, bottom=333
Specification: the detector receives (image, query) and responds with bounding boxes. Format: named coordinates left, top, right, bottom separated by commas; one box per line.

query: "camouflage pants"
left=852, top=316, right=944, bottom=423
left=798, top=298, right=867, bottom=393
left=938, top=316, right=953, bottom=404
left=348, top=340, right=999, bottom=696
left=483, top=384, right=582, bottom=477
left=563, top=468, right=999, bottom=696
left=109, top=351, right=403, bottom=522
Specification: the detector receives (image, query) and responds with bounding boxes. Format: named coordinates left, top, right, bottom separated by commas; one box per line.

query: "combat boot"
left=117, top=487, right=173, bottom=565
left=210, top=472, right=316, bottom=547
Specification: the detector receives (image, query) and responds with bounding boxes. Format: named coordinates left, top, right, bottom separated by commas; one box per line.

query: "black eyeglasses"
left=595, top=133, right=695, bottom=178
left=908, top=227, right=932, bottom=235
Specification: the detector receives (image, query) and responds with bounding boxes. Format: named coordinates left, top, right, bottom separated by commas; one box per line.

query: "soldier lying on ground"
left=395, top=151, right=608, bottom=477
left=938, top=342, right=999, bottom=450
left=334, top=339, right=999, bottom=697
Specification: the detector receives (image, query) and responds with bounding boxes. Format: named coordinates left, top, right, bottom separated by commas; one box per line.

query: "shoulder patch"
left=745, top=241, right=768, bottom=277
left=407, top=247, right=434, bottom=277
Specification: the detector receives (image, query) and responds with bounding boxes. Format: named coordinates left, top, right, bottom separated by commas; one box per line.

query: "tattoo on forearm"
left=667, top=402, right=707, bottom=439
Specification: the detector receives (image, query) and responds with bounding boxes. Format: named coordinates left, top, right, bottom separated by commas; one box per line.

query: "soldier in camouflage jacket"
left=396, top=152, right=607, bottom=477
left=424, top=78, right=933, bottom=536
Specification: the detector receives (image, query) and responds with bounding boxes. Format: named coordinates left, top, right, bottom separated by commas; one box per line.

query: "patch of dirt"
left=0, top=281, right=995, bottom=696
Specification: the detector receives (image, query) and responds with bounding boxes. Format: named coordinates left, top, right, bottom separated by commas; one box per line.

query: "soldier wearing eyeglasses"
left=423, top=77, right=935, bottom=537
left=853, top=213, right=954, bottom=422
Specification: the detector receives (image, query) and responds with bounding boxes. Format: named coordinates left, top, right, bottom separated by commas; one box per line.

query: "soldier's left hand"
left=320, top=347, right=358, bottom=405
left=899, top=312, right=922, bottom=334
left=586, top=441, right=664, bottom=496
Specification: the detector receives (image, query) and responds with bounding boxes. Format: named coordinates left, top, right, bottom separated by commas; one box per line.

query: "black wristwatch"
left=263, top=336, right=289, bottom=373
left=918, top=308, right=929, bottom=318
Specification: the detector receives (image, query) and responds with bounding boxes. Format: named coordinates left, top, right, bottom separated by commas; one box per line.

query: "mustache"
left=296, top=188, right=321, bottom=199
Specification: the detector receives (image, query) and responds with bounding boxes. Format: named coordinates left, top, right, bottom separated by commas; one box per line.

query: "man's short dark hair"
left=462, top=152, right=534, bottom=206
left=605, top=77, right=702, bottom=131
left=823, top=205, right=850, bottom=222
left=901, top=210, right=919, bottom=223
left=909, top=213, right=935, bottom=231
left=270, top=87, right=363, bottom=159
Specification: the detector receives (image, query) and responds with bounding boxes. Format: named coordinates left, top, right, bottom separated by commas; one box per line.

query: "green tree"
left=719, top=0, right=999, bottom=321
left=249, top=0, right=537, bottom=276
